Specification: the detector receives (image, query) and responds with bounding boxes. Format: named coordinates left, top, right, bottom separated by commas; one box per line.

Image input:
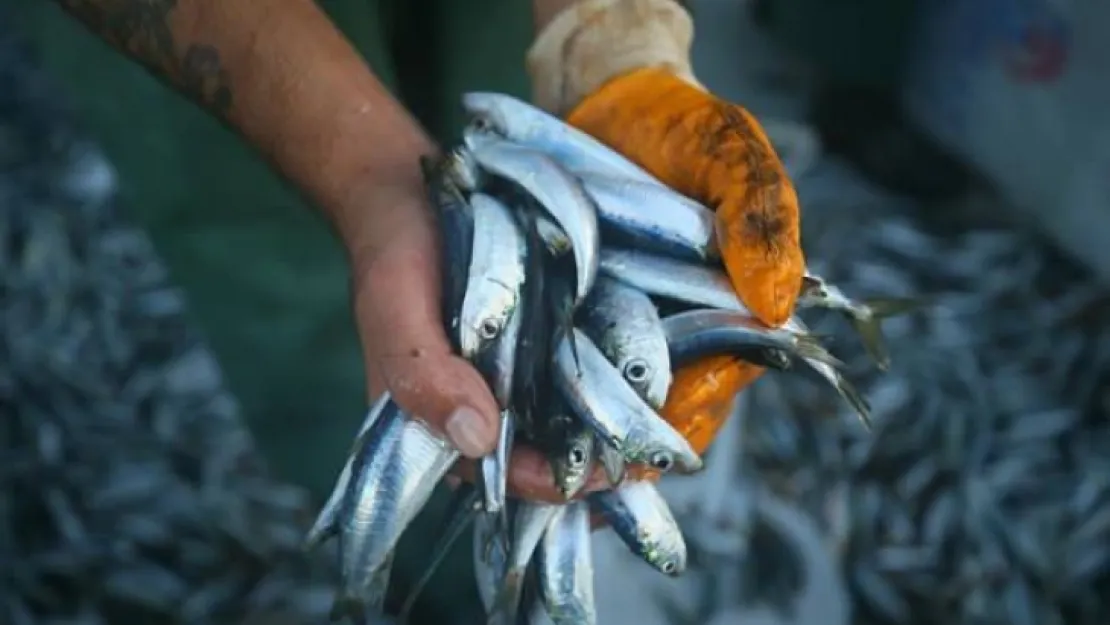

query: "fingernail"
left=444, top=406, right=492, bottom=458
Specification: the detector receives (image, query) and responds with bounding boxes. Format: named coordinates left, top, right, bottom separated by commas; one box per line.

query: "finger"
left=351, top=195, right=500, bottom=459
left=451, top=445, right=611, bottom=504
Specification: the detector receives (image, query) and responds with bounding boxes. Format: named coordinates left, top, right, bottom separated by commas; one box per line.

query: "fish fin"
left=598, top=442, right=627, bottom=486
left=793, top=334, right=845, bottom=369
left=397, top=489, right=481, bottom=623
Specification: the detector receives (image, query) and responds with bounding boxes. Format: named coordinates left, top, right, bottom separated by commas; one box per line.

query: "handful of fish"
left=306, top=93, right=919, bottom=625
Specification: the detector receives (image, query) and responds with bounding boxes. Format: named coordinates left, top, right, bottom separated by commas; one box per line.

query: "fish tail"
left=835, top=374, right=872, bottom=429
left=853, top=297, right=925, bottom=371
left=488, top=570, right=526, bottom=625
left=793, top=334, right=844, bottom=369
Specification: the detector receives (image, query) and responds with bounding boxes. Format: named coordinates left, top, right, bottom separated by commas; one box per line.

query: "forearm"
left=55, top=0, right=434, bottom=245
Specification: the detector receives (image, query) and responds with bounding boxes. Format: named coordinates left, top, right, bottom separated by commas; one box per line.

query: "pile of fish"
left=664, top=162, right=1110, bottom=625
left=0, top=24, right=350, bottom=625
left=306, top=94, right=912, bottom=625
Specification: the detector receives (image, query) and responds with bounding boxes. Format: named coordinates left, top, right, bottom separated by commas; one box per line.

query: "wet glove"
left=528, top=0, right=800, bottom=449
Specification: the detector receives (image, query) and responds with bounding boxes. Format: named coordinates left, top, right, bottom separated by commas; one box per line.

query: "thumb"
left=350, top=214, right=500, bottom=460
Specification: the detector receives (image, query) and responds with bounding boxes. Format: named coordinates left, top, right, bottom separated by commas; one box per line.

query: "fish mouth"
left=644, top=371, right=674, bottom=411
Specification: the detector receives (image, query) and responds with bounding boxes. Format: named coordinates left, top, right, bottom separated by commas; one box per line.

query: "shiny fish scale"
left=0, top=25, right=347, bottom=625
left=717, top=161, right=1110, bottom=625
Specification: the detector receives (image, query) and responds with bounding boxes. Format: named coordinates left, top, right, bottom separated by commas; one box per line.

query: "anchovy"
left=459, top=193, right=527, bottom=359
left=536, top=502, right=597, bottom=625
left=553, top=328, right=702, bottom=473
left=303, top=401, right=387, bottom=551
left=590, top=481, right=687, bottom=576
left=490, top=502, right=562, bottom=625
left=662, top=308, right=841, bottom=369
left=799, top=272, right=923, bottom=371
left=420, top=154, right=475, bottom=353
left=462, top=91, right=660, bottom=183
left=577, top=172, right=719, bottom=262
left=600, top=249, right=871, bottom=426
left=464, top=133, right=599, bottom=306
left=581, top=276, right=672, bottom=409
left=481, top=410, right=515, bottom=515
left=329, top=395, right=460, bottom=621
left=474, top=504, right=511, bottom=616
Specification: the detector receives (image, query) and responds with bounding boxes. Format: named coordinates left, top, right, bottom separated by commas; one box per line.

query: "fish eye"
left=649, top=452, right=674, bottom=472
left=478, top=318, right=502, bottom=340
left=661, top=561, right=678, bottom=575
left=623, top=359, right=651, bottom=384
left=471, top=115, right=494, bottom=133
left=568, top=446, right=588, bottom=467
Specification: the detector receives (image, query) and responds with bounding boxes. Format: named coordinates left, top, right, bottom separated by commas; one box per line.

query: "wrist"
left=526, top=0, right=701, bottom=115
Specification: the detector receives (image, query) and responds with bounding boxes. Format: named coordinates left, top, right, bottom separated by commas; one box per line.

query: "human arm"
left=54, top=0, right=505, bottom=459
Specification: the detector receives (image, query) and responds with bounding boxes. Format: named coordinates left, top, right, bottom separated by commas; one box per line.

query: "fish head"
left=618, top=348, right=673, bottom=411
left=443, top=146, right=482, bottom=191
left=627, top=427, right=703, bottom=474
left=642, top=540, right=688, bottom=577
left=550, top=430, right=595, bottom=499
left=461, top=92, right=514, bottom=137
left=459, top=287, right=517, bottom=359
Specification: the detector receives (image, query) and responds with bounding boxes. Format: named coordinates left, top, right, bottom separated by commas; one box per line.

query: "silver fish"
left=577, top=172, right=718, bottom=262
left=464, top=134, right=599, bottom=305
left=536, top=503, right=596, bottom=625
left=553, top=328, right=702, bottom=473
left=462, top=91, right=658, bottom=183
left=590, top=480, right=687, bottom=576
left=490, top=502, right=562, bottom=625
left=799, top=272, right=923, bottom=371
left=303, top=400, right=388, bottom=550
left=581, top=276, right=672, bottom=409
left=421, top=154, right=474, bottom=351
left=481, top=410, right=515, bottom=515
left=600, top=249, right=871, bottom=426
left=662, top=308, right=841, bottom=369
left=459, top=193, right=527, bottom=359
left=331, top=395, right=460, bottom=616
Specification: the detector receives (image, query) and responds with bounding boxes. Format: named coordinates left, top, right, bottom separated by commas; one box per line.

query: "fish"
left=508, top=210, right=551, bottom=432
left=580, top=276, right=672, bottom=409
left=600, top=248, right=871, bottom=425
left=329, top=395, right=460, bottom=620
left=464, top=132, right=600, bottom=307
left=461, top=91, right=660, bottom=184
left=535, top=502, right=597, bottom=625
left=577, top=172, right=719, bottom=262
left=397, top=485, right=483, bottom=624
left=799, top=272, right=923, bottom=371
left=420, top=153, right=475, bottom=353
left=526, top=393, right=596, bottom=499
left=459, top=192, right=528, bottom=359
left=661, top=308, right=841, bottom=370
left=553, top=328, right=702, bottom=473
left=489, top=502, right=562, bottom=625
left=590, top=480, right=687, bottom=576
left=481, top=410, right=515, bottom=515
left=545, top=254, right=581, bottom=369
left=303, top=402, right=388, bottom=551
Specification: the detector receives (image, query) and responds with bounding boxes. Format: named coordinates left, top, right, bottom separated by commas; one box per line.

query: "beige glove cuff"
left=526, top=0, right=702, bottom=116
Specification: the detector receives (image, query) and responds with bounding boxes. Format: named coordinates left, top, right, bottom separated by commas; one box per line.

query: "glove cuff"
left=526, top=0, right=702, bottom=116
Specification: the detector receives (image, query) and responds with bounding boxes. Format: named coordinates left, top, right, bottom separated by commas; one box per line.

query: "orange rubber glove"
left=528, top=0, right=799, bottom=450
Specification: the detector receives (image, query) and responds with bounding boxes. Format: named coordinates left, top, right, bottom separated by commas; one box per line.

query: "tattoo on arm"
left=55, top=0, right=233, bottom=115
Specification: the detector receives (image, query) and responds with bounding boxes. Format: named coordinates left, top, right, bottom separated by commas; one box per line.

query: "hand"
left=529, top=0, right=802, bottom=435
left=347, top=172, right=611, bottom=503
